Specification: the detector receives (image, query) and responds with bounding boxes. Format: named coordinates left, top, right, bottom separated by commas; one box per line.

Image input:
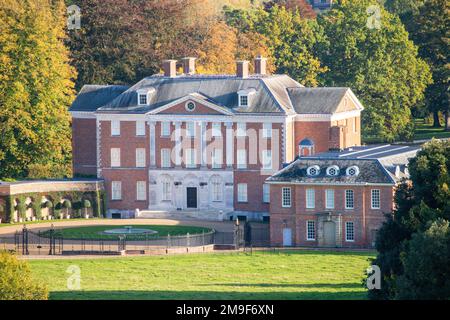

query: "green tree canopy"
left=0, top=251, right=48, bottom=300
left=0, top=0, right=75, bottom=179
left=369, top=139, right=450, bottom=299
left=316, top=0, right=432, bottom=141
left=225, top=5, right=327, bottom=86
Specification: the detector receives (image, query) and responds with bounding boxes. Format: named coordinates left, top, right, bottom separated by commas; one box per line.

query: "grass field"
left=28, top=250, right=375, bottom=300
left=41, top=225, right=211, bottom=240
left=414, top=119, right=450, bottom=140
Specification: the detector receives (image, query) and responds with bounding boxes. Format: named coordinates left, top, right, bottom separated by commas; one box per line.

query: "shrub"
left=0, top=251, right=48, bottom=300
left=15, top=202, right=26, bottom=221
left=31, top=201, right=42, bottom=220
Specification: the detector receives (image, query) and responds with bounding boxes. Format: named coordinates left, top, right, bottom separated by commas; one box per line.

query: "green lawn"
left=414, top=119, right=450, bottom=140
left=28, top=250, right=375, bottom=300
left=41, top=225, right=211, bottom=240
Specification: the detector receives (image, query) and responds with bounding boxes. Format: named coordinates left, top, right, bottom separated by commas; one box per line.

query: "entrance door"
left=323, top=221, right=336, bottom=247
left=186, top=187, right=198, bottom=209
left=282, top=228, right=292, bottom=247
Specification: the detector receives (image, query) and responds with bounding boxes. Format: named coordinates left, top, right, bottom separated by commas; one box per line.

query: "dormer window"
left=237, top=88, right=256, bottom=108
left=326, top=165, right=340, bottom=176
left=346, top=166, right=360, bottom=177
left=137, top=88, right=155, bottom=106
left=139, top=94, right=147, bottom=105
left=240, top=95, right=248, bottom=107
left=307, top=165, right=320, bottom=176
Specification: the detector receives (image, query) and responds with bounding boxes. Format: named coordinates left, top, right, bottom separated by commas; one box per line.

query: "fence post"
left=202, top=231, right=205, bottom=247
left=167, top=233, right=171, bottom=249
left=186, top=233, right=190, bottom=247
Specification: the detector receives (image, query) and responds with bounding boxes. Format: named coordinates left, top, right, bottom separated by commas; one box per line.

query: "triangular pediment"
left=147, top=93, right=234, bottom=116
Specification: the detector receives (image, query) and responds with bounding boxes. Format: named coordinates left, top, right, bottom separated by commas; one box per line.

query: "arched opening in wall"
left=42, top=196, right=54, bottom=220
left=24, top=197, right=34, bottom=221
left=299, top=138, right=315, bottom=157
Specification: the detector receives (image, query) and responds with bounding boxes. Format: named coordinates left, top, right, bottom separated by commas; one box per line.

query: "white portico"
left=148, top=169, right=234, bottom=211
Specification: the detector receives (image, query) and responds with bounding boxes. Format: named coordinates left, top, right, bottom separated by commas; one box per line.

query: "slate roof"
left=93, top=74, right=301, bottom=114
left=69, top=72, right=363, bottom=116
left=267, top=158, right=395, bottom=185
left=287, top=87, right=353, bottom=114
left=70, top=85, right=130, bottom=112
left=311, top=144, right=420, bottom=180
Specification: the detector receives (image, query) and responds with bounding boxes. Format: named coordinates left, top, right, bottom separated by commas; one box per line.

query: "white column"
left=225, top=122, right=234, bottom=167
left=148, top=121, right=156, bottom=168
left=174, top=122, right=182, bottom=167
left=201, top=121, right=207, bottom=167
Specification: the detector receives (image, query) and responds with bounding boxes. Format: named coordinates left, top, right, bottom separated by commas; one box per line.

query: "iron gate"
left=14, top=225, right=63, bottom=255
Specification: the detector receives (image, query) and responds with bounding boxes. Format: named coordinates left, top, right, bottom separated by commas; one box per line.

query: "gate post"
left=48, top=224, right=55, bottom=255
left=22, top=224, right=29, bottom=255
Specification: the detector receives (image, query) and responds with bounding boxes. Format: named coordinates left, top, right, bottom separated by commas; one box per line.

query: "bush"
left=0, top=251, right=48, bottom=300
left=15, top=202, right=26, bottom=221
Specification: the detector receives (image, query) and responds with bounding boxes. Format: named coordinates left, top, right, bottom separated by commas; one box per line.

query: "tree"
left=68, top=0, right=208, bottom=89
left=225, top=5, right=327, bottom=86
left=395, top=219, right=450, bottom=300
left=0, top=251, right=48, bottom=300
left=412, top=0, right=449, bottom=129
left=0, top=0, right=75, bottom=179
left=263, top=0, right=317, bottom=19
left=196, top=20, right=275, bottom=74
left=316, top=0, right=432, bottom=142
left=368, top=139, right=450, bottom=299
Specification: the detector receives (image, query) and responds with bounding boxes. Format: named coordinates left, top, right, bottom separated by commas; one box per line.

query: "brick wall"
left=269, top=183, right=393, bottom=248
left=72, top=118, right=97, bottom=176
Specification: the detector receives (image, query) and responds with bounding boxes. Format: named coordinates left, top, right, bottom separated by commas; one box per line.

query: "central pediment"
left=147, top=93, right=234, bottom=116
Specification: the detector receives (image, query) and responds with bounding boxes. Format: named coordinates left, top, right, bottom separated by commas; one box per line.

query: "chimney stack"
left=162, top=59, right=177, bottom=77
left=236, top=60, right=249, bottom=78
left=181, top=57, right=196, bottom=75
left=254, top=55, right=267, bottom=75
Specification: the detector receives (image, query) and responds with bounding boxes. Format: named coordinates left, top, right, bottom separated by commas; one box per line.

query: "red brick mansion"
left=70, top=57, right=363, bottom=221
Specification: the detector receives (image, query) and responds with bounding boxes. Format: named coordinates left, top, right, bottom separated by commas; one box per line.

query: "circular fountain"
left=102, top=226, right=157, bottom=235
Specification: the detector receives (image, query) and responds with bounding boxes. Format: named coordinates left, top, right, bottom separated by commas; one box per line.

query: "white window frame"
left=282, top=187, right=292, bottom=208
left=236, top=122, right=246, bottom=137
left=161, top=148, right=171, bottom=168
left=261, top=149, right=272, bottom=170
left=263, top=184, right=270, bottom=203
left=237, top=183, right=248, bottom=203
left=325, top=189, right=335, bottom=209
left=212, top=123, right=222, bottom=137
left=237, top=149, right=247, bottom=169
left=211, top=177, right=223, bottom=202
left=135, top=148, right=146, bottom=168
left=136, top=181, right=147, bottom=201
left=345, top=221, right=355, bottom=242
left=162, top=180, right=172, bottom=201
left=345, top=190, right=354, bottom=209
left=111, top=181, right=122, bottom=200
left=371, top=189, right=381, bottom=209
left=306, top=221, right=316, bottom=241
left=138, top=93, right=148, bottom=106
left=111, top=120, right=120, bottom=136
left=161, top=122, right=170, bottom=137
left=212, top=148, right=223, bottom=169
left=110, top=148, right=121, bottom=167
left=136, top=121, right=146, bottom=136
left=262, top=123, right=272, bottom=138
left=239, top=95, right=248, bottom=107
left=306, top=188, right=315, bottom=209
left=185, top=148, right=196, bottom=168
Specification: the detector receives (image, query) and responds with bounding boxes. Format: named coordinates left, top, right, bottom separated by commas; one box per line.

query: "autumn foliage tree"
left=0, top=0, right=76, bottom=179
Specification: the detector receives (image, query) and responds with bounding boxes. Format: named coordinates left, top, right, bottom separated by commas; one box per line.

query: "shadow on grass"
left=49, top=290, right=367, bottom=300
left=201, top=283, right=362, bottom=289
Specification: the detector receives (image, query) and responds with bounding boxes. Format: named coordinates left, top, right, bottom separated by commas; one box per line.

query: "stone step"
left=137, top=210, right=231, bottom=221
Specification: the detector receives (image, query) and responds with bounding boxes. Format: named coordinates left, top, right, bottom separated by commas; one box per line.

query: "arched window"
left=210, top=175, right=223, bottom=202
left=299, top=138, right=315, bottom=156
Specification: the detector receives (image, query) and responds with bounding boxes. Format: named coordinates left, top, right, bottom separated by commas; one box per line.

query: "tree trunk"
left=445, top=111, right=450, bottom=132
left=433, top=111, right=441, bottom=128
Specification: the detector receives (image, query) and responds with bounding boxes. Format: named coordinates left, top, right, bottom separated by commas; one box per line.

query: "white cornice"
left=294, top=109, right=362, bottom=122
left=70, top=111, right=96, bottom=119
